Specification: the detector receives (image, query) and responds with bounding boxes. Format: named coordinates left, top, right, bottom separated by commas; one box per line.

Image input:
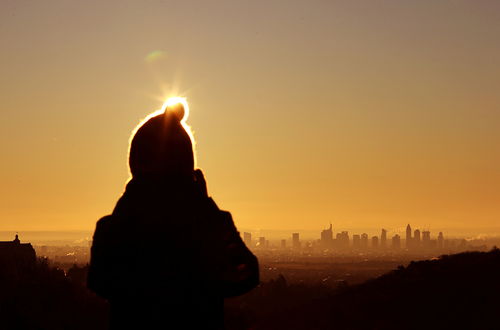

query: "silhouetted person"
left=87, top=101, right=259, bottom=330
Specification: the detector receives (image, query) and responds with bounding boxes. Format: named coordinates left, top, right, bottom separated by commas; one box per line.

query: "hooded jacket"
left=88, top=175, right=259, bottom=329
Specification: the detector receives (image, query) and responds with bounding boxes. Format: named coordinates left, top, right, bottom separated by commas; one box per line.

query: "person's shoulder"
left=217, top=209, right=237, bottom=231
left=219, top=210, right=233, bottom=221
left=96, top=215, right=114, bottom=227
left=93, top=215, right=116, bottom=238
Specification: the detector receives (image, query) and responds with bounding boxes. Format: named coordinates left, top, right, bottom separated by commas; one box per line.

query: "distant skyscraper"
left=437, top=232, right=444, bottom=249
left=371, top=236, right=379, bottom=249
left=422, top=230, right=431, bottom=249
left=320, top=223, right=333, bottom=248
left=352, top=234, right=361, bottom=249
left=361, top=233, right=368, bottom=249
left=281, top=239, right=286, bottom=249
left=381, top=229, right=387, bottom=249
left=392, top=234, right=401, bottom=249
left=414, top=229, right=421, bottom=248
left=406, top=224, right=412, bottom=248
left=243, top=232, right=252, bottom=246
left=292, top=233, right=300, bottom=249
left=336, top=231, right=349, bottom=249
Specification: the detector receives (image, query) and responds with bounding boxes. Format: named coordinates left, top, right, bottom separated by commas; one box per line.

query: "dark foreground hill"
left=1, top=249, right=499, bottom=329
left=0, top=258, right=108, bottom=330
left=226, top=248, right=500, bottom=330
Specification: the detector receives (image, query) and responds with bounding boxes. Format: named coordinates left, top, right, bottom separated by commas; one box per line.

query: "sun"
left=161, top=97, right=190, bottom=122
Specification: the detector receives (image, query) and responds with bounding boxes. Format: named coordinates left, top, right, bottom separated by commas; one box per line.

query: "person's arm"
left=194, top=168, right=260, bottom=296
left=218, top=211, right=260, bottom=297
left=87, top=216, right=114, bottom=299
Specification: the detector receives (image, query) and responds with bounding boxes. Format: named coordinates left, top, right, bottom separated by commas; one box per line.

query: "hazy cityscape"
left=2, top=223, right=496, bottom=281
left=3, top=222, right=498, bottom=296
left=244, top=223, right=496, bottom=255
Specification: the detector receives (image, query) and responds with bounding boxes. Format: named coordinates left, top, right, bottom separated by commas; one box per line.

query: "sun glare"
left=162, top=97, right=190, bottom=122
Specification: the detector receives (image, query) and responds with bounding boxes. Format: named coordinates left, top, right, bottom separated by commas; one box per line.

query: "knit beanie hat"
left=128, top=101, right=194, bottom=177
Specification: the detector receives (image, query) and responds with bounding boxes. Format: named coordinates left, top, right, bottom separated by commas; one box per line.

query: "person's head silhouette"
left=128, top=101, right=194, bottom=178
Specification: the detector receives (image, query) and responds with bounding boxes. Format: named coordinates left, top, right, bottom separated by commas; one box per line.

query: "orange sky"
left=0, top=1, right=499, bottom=236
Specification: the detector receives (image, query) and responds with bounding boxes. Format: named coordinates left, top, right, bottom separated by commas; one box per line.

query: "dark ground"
left=1, top=249, right=499, bottom=330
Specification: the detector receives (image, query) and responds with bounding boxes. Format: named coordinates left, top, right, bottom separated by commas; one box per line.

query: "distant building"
left=292, top=233, right=300, bottom=249
left=336, top=231, right=349, bottom=249
left=381, top=229, right=387, bottom=249
left=372, top=236, right=379, bottom=249
left=320, top=224, right=333, bottom=248
left=243, top=232, right=252, bottom=247
left=437, top=232, right=444, bottom=249
left=422, top=230, right=431, bottom=249
left=406, top=224, right=412, bottom=248
left=281, top=239, right=286, bottom=249
left=352, top=234, right=361, bottom=249
left=361, top=233, right=369, bottom=249
left=0, top=234, right=36, bottom=266
left=414, top=229, right=421, bottom=248
left=392, top=234, right=401, bottom=249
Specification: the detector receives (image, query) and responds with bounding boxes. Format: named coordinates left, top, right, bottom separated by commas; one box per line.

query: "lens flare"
left=145, top=50, right=167, bottom=63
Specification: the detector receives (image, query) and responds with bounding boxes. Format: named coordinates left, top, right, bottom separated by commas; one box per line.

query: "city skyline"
left=1, top=221, right=498, bottom=245
left=241, top=222, right=489, bottom=251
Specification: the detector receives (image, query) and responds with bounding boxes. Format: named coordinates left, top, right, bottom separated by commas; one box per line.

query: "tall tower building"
left=437, top=232, right=444, bottom=249
left=336, top=231, right=349, bottom=250
left=361, top=233, right=369, bottom=249
left=414, top=229, right=421, bottom=249
left=352, top=234, right=361, bottom=249
left=381, top=229, right=387, bottom=249
left=406, top=224, right=412, bottom=248
left=422, top=230, right=431, bottom=249
left=372, top=236, right=379, bottom=249
left=320, top=223, right=333, bottom=248
left=292, top=233, right=300, bottom=249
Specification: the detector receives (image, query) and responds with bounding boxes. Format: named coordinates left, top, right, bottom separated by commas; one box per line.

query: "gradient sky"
left=1, top=0, right=499, bottom=236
